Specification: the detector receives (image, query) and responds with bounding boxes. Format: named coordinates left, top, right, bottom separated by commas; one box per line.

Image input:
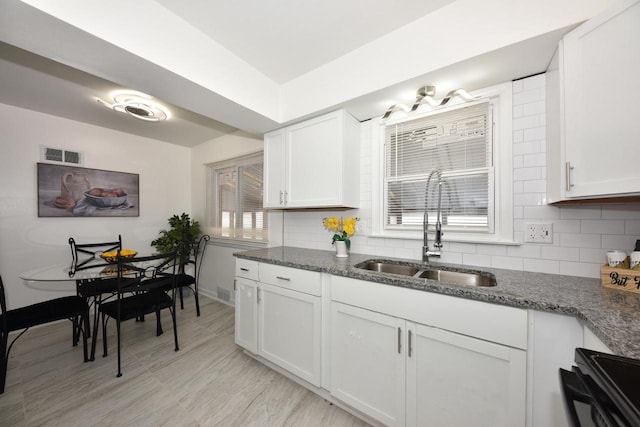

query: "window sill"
left=208, top=237, right=269, bottom=250
left=369, top=232, right=520, bottom=246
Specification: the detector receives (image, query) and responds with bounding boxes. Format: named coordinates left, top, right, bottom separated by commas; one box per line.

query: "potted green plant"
left=151, top=213, right=201, bottom=267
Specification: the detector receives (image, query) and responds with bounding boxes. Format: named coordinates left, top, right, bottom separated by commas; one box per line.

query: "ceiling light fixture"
left=382, top=85, right=479, bottom=120
left=96, top=90, right=171, bottom=122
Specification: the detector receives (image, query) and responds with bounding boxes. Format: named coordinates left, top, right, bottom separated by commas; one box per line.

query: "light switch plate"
left=525, top=223, right=553, bottom=243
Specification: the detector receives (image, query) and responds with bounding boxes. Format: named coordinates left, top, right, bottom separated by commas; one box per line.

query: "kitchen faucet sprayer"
left=423, top=169, right=443, bottom=262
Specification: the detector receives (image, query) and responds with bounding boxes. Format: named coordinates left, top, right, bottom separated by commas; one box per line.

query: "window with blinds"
left=209, top=153, right=268, bottom=241
left=384, top=101, right=493, bottom=233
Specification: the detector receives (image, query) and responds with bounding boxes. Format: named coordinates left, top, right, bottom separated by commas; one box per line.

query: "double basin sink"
left=355, top=260, right=496, bottom=287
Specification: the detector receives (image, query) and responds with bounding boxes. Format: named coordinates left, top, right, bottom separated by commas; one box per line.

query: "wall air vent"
left=40, top=145, right=83, bottom=165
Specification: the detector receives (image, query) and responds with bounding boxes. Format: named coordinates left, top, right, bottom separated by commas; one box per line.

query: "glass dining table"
left=19, top=254, right=159, bottom=360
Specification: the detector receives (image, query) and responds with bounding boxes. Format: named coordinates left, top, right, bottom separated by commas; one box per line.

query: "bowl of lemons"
left=101, top=249, right=137, bottom=263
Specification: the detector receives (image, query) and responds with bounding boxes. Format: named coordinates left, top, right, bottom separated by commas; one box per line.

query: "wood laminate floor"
left=1, top=295, right=370, bottom=427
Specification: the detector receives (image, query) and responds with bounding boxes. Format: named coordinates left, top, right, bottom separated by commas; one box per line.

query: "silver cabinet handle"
left=565, top=162, right=574, bottom=192
left=284, top=191, right=288, bottom=205
left=233, top=279, right=237, bottom=291
left=408, top=330, right=413, bottom=358
left=257, top=287, right=261, bottom=304
left=397, top=327, right=402, bottom=354
left=276, top=276, right=291, bottom=281
left=279, top=190, right=283, bottom=205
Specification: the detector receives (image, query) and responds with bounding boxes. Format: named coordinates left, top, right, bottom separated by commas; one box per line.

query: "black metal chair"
left=0, top=274, right=89, bottom=394
left=175, top=234, right=210, bottom=316
left=68, top=235, right=122, bottom=359
left=98, top=251, right=178, bottom=377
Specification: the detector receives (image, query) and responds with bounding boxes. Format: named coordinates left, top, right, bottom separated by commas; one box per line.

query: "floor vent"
left=217, top=287, right=231, bottom=302
left=41, top=145, right=83, bottom=165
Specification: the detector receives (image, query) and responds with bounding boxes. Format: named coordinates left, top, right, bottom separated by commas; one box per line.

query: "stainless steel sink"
left=416, top=269, right=496, bottom=287
left=354, top=260, right=497, bottom=287
left=355, top=262, right=420, bottom=277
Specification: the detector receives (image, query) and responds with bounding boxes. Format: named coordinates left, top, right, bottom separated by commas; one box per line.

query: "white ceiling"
left=155, top=0, right=455, bottom=84
left=0, top=0, right=613, bottom=147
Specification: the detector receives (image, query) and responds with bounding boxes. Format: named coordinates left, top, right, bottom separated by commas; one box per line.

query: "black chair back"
left=0, top=276, right=7, bottom=341
left=68, top=235, right=122, bottom=275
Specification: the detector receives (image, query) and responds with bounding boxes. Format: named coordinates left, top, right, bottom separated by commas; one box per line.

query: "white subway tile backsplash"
left=559, top=262, right=601, bottom=278
left=513, top=115, right=540, bottom=131
left=462, top=253, right=491, bottom=268
left=440, top=251, right=463, bottom=264
left=513, top=105, right=523, bottom=118
left=523, top=126, right=545, bottom=142
left=523, top=205, right=561, bottom=219
left=580, top=248, right=607, bottom=264
left=522, top=153, right=546, bottom=167
left=513, top=79, right=524, bottom=93
left=491, top=256, right=524, bottom=270
left=523, top=74, right=545, bottom=89
left=513, top=155, right=523, bottom=168
left=560, top=206, right=601, bottom=220
left=513, top=167, right=542, bottom=181
left=447, top=242, right=478, bottom=253
left=523, top=101, right=545, bottom=116
left=508, top=244, right=541, bottom=258
left=581, top=220, right=625, bottom=235
left=513, top=130, right=524, bottom=143
left=524, top=258, right=560, bottom=274
left=514, top=206, right=524, bottom=219
left=602, top=234, right=639, bottom=251
left=477, top=244, right=507, bottom=256
left=513, top=181, right=523, bottom=193
left=625, top=221, right=640, bottom=235
left=602, top=203, right=640, bottom=219
left=513, top=89, right=542, bottom=106
left=561, top=233, right=601, bottom=248
left=513, top=193, right=543, bottom=207
left=541, top=246, right=580, bottom=262
left=513, top=141, right=542, bottom=156
left=551, top=220, right=581, bottom=233
left=523, top=180, right=547, bottom=193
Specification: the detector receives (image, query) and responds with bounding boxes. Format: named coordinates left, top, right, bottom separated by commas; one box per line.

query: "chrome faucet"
left=423, top=169, right=443, bottom=262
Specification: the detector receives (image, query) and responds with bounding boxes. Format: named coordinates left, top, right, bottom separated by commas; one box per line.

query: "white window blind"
left=209, top=153, right=268, bottom=241
left=384, top=101, right=493, bottom=233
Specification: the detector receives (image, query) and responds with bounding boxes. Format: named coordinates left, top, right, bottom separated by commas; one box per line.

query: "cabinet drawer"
left=235, top=258, right=259, bottom=281
left=259, top=263, right=321, bottom=296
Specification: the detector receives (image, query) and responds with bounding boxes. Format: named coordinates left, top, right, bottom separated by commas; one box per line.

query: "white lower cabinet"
left=331, top=303, right=406, bottom=426
left=406, top=322, right=526, bottom=427
left=258, top=282, right=321, bottom=386
left=234, top=262, right=322, bottom=387
left=331, top=298, right=526, bottom=427
left=234, top=277, right=258, bottom=354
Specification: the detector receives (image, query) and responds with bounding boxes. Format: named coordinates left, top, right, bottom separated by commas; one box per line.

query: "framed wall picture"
left=37, top=163, right=139, bottom=217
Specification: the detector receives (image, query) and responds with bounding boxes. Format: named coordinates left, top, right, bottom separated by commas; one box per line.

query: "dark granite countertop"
left=234, top=246, right=640, bottom=359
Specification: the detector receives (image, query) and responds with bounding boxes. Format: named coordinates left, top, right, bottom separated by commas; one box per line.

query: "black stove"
left=560, top=348, right=640, bottom=427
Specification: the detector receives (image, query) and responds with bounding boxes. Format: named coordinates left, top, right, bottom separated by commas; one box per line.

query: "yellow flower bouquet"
left=322, top=216, right=359, bottom=250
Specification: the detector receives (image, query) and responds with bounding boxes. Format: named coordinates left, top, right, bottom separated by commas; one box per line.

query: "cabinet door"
left=563, top=0, right=640, bottom=198
left=286, top=112, right=343, bottom=207
left=258, top=282, right=321, bottom=386
left=263, top=128, right=287, bottom=208
left=406, top=322, right=526, bottom=427
left=234, top=277, right=258, bottom=354
left=330, top=302, right=406, bottom=427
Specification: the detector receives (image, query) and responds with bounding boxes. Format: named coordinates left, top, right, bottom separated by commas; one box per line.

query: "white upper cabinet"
left=546, top=0, right=640, bottom=202
left=263, top=109, right=360, bottom=208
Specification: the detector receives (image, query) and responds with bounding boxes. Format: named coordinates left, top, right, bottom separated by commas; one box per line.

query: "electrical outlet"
left=525, top=223, right=553, bottom=243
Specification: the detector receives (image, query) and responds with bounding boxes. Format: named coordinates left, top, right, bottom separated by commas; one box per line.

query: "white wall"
left=280, top=75, right=640, bottom=278
left=0, top=103, right=191, bottom=309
